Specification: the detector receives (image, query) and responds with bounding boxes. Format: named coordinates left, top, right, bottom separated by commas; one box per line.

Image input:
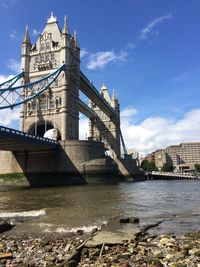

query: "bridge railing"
left=151, top=171, right=199, bottom=178
left=0, top=126, right=58, bottom=144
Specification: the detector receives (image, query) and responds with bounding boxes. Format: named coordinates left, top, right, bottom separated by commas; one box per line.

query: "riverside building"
left=147, top=142, right=200, bottom=172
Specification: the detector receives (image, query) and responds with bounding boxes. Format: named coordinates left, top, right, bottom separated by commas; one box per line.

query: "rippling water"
left=0, top=180, right=199, bottom=235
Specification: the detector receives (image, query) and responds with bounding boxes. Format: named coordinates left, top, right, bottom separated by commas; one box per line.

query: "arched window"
left=40, top=42, right=45, bottom=51
left=27, top=101, right=32, bottom=114
left=46, top=53, right=50, bottom=62
left=46, top=41, right=50, bottom=50
left=55, top=97, right=59, bottom=109
left=40, top=54, right=44, bottom=62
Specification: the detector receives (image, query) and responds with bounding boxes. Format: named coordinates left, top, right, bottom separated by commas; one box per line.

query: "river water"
left=0, top=180, right=199, bottom=235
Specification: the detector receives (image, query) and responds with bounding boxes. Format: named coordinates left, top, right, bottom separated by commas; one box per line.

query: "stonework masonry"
left=20, top=13, right=80, bottom=141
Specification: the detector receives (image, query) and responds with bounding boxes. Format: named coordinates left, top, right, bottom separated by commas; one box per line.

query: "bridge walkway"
left=0, top=126, right=58, bottom=152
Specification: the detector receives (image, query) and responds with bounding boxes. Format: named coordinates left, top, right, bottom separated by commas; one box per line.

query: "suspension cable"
left=0, top=71, right=24, bottom=89
left=0, top=64, right=65, bottom=110
left=10, top=90, right=14, bottom=128
left=53, top=96, right=56, bottom=129
left=35, top=98, right=38, bottom=135
left=45, top=92, right=47, bottom=133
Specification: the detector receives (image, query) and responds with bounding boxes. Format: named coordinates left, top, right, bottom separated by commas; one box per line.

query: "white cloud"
left=32, top=29, right=40, bottom=36
left=0, top=0, right=18, bottom=8
left=6, top=59, right=21, bottom=73
left=0, top=74, right=20, bottom=127
left=170, top=66, right=200, bottom=83
left=70, top=107, right=200, bottom=156
left=80, top=48, right=89, bottom=59
left=121, top=107, right=200, bottom=155
left=0, top=108, right=20, bottom=127
left=139, top=11, right=175, bottom=40
left=121, top=107, right=138, bottom=119
left=0, top=74, right=14, bottom=85
left=9, top=30, right=18, bottom=40
left=127, top=42, right=136, bottom=49
left=79, top=114, right=89, bottom=140
left=87, top=50, right=128, bottom=70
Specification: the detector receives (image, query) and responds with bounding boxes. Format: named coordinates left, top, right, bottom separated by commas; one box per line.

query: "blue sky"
left=0, top=0, right=200, bottom=155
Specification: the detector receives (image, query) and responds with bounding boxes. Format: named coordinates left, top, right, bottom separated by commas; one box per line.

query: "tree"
left=148, top=161, right=158, bottom=172
left=161, top=162, right=174, bottom=172
left=141, top=160, right=158, bottom=172
left=141, top=159, right=149, bottom=171
left=194, top=163, right=200, bottom=172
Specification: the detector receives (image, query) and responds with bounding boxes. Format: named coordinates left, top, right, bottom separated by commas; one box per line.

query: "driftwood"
left=135, top=220, right=163, bottom=241
left=99, top=243, right=105, bottom=258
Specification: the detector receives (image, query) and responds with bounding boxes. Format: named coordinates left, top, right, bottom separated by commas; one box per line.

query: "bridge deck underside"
left=0, top=127, right=58, bottom=152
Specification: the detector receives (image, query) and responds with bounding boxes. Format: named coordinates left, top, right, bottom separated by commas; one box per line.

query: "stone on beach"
left=119, top=217, right=139, bottom=224
left=0, top=220, right=13, bottom=233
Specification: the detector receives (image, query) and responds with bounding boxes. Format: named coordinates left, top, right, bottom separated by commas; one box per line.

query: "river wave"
left=0, top=209, right=46, bottom=218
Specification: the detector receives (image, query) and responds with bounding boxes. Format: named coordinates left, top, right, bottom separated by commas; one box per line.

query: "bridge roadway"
left=80, top=71, right=116, bottom=119
left=0, top=126, right=58, bottom=152
left=79, top=99, right=97, bottom=119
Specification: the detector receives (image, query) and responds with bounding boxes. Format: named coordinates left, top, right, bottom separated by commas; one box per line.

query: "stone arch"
left=27, top=120, right=60, bottom=139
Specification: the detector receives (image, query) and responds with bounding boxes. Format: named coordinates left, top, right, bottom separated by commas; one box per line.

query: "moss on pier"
left=0, top=173, right=28, bottom=185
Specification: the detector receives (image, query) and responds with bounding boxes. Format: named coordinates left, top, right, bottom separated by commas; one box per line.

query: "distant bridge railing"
left=147, top=171, right=200, bottom=180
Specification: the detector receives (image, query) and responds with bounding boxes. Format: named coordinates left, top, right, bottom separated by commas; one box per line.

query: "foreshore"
left=0, top=220, right=199, bottom=267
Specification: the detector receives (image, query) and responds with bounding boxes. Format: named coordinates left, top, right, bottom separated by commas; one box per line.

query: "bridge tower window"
left=55, top=97, right=60, bottom=110
left=27, top=101, right=32, bottom=114
left=41, top=42, right=45, bottom=51
left=46, top=41, right=50, bottom=50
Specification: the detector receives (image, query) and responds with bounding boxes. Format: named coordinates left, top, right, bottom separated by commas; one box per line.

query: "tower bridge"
left=0, top=13, right=144, bottom=186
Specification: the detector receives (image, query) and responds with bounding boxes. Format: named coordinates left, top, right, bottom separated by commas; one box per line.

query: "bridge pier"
left=0, top=140, right=119, bottom=186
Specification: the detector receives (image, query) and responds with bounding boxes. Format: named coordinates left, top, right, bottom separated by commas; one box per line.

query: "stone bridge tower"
left=20, top=13, right=80, bottom=140
left=89, top=85, right=121, bottom=158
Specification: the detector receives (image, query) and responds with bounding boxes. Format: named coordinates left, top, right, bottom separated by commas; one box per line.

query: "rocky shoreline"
left=0, top=219, right=199, bottom=267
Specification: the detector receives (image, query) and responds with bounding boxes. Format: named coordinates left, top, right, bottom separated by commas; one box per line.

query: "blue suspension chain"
left=0, top=64, right=65, bottom=110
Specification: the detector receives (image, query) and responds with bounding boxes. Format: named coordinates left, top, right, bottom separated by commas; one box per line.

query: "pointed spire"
left=23, top=25, right=31, bottom=44
left=62, top=15, right=69, bottom=35
left=73, top=30, right=79, bottom=48
left=47, top=12, right=57, bottom=24
left=112, top=88, right=117, bottom=100
left=101, top=83, right=107, bottom=91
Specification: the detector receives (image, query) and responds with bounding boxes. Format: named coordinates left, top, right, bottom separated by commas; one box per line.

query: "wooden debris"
left=0, top=252, right=13, bottom=259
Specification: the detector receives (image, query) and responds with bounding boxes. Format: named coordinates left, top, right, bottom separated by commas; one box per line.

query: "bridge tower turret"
left=21, top=26, right=31, bottom=75
left=19, top=13, right=80, bottom=141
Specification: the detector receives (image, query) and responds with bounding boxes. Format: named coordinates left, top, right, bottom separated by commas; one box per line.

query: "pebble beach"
left=0, top=220, right=199, bottom=267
